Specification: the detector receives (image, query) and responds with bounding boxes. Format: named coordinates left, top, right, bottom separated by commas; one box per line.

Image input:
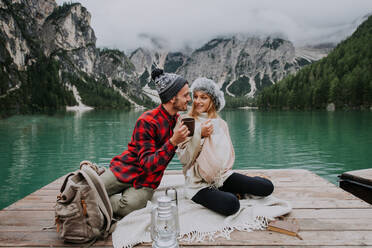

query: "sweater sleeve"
left=221, top=119, right=235, bottom=165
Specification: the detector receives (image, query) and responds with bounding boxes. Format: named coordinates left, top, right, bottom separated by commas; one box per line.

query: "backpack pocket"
left=55, top=195, right=92, bottom=243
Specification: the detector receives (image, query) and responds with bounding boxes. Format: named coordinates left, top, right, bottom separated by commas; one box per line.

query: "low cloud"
left=56, top=0, right=372, bottom=52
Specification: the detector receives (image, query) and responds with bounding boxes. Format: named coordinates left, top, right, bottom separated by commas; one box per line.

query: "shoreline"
left=238, top=106, right=259, bottom=110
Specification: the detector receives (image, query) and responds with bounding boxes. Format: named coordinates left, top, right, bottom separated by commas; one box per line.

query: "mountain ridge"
left=131, top=36, right=332, bottom=102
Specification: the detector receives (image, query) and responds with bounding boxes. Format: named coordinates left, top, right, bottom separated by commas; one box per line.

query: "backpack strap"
left=59, top=172, right=76, bottom=193
left=58, top=172, right=78, bottom=203
left=80, top=166, right=113, bottom=235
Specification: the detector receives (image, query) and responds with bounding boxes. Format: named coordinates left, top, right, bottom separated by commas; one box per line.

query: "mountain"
left=130, top=36, right=332, bottom=106
left=129, top=48, right=189, bottom=104
left=256, top=15, right=372, bottom=110
left=0, top=0, right=153, bottom=117
left=177, top=36, right=332, bottom=97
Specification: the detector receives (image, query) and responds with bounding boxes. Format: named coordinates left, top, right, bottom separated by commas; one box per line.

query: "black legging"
left=191, top=173, right=274, bottom=216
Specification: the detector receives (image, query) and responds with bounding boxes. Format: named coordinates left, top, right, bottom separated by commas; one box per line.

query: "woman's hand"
left=170, top=122, right=189, bottom=146
left=201, top=119, right=213, bottom=138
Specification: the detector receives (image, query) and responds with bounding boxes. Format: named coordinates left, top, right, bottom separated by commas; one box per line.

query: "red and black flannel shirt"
left=110, top=105, right=178, bottom=189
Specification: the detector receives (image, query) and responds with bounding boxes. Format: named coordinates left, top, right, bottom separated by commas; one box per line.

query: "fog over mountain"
left=56, top=0, right=372, bottom=52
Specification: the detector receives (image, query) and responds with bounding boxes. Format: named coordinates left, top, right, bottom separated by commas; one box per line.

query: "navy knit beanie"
left=151, top=68, right=188, bottom=103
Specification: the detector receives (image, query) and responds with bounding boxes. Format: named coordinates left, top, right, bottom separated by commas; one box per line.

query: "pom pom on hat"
left=151, top=68, right=164, bottom=81
left=191, top=77, right=225, bottom=112
left=151, top=68, right=187, bottom=104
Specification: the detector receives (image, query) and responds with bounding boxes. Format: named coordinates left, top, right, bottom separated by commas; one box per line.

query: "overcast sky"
left=55, top=0, right=372, bottom=53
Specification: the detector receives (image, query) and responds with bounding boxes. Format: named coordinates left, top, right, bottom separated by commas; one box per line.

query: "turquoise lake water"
left=1, top=109, right=371, bottom=209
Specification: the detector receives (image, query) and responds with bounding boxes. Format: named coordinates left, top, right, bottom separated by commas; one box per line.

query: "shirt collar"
left=159, top=104, right=178, bottom=122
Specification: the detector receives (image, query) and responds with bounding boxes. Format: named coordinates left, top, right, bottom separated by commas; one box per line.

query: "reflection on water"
left=1, top=109, right=371, bottom=209
left=222, top=110, right=372, bottom=184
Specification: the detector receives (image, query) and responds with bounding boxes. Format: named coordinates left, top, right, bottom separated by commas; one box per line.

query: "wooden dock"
left=1, top=169, right=372, bottom=247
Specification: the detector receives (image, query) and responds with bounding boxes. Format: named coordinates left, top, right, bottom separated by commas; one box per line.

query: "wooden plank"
left=5, top=184, right=368, bottom=211
left=273, top=186, right=364, bottom=201
left=288, top=208, right=372, bottom=219
left=174, top=244, right=372, bottom=248
left=20, top=185, right=355, bottom=199
left=1, top=209, right=369, bottom=225
left=293, top=218, right=372, bottom=231
left=36, top=185, right=358, bottom=201
left=49, top=169, right=334, bottom=188
left=341, top=168, right=372, bottom=182
left=3, top=195, right=368, bottom=211
left=9, top=243, right=372, bottom=248
left=2, top=230, right=372, bottom=246
left=229, top=230, right=372, bottom=246
left=3, top=202, right=53, bottom=211
left=4, top=198, right=369, bottom=211
left=0, top=230, right=112, bottom=247
left=2, top=217, right=372, bottom=233
left=2, top=209, right=372, bottom=232
left=287, top=199, right=369, bottom=209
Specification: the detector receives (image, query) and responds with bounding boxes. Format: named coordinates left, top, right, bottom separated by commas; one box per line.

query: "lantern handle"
left=165, top=187, right=178, bottom=205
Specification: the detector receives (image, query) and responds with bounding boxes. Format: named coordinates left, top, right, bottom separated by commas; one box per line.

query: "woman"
left=176, top=77, right=274, bottom=216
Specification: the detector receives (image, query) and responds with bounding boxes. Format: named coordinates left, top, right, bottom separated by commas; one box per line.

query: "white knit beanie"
left=191, top=77, right=225, bottom=112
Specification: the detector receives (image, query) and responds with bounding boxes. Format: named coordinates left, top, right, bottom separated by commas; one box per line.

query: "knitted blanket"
left=112, top=174, right=292, bottom=248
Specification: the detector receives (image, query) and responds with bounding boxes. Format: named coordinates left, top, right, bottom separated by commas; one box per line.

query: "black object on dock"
left=339, top=169, right=372, bottom=205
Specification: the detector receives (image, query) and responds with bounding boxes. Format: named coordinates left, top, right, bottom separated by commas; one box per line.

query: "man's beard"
left=173, top=97, right=187, bottom=111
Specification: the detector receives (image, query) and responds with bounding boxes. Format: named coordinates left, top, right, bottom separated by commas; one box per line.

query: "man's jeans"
left=100, top=168, right=154, bottom=218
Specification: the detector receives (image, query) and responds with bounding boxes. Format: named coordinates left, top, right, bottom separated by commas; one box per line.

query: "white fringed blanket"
left=112, top=174, right=292, bottom=248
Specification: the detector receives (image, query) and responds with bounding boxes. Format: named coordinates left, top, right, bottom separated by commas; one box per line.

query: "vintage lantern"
left=150, top=190, right=180, bottom=248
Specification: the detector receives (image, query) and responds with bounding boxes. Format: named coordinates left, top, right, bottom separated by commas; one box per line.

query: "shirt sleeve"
left=134, top=118, right=176, bottom=174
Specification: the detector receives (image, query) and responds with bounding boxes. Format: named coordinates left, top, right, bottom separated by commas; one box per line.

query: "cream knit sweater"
left=176, top=113, right=235, bottom=199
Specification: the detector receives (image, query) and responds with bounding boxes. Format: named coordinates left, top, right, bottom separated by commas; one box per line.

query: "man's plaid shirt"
left=110, top=105, right=178, bottom=189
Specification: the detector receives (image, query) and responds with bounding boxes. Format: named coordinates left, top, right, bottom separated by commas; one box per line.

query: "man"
left=100, top=68, right=191, bottom=218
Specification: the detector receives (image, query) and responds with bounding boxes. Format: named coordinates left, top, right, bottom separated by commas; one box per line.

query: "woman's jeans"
left=100, top=168, right=154, bottom=218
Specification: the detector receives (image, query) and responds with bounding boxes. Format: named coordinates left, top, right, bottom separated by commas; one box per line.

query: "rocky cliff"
left=0, top=0, right=151, bottom=117
left=131, top=36, right=332, bottom=101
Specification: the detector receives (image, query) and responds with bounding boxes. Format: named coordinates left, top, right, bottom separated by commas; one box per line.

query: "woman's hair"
left=189, top=90, right=218, bottom=119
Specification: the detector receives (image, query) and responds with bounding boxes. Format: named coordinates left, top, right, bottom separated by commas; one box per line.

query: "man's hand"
left=201, top=119, right=213, bottom=138
left=170, top=122, right=189, bottom=146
